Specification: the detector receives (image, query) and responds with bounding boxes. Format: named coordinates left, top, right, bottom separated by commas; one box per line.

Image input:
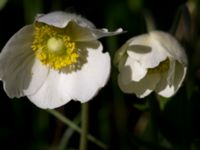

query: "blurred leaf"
left=133, top=101, right=149, bottom=111
left=159, top=89, right=192, bottom=150
left=135, top=112, right=172, bottom=150
left=127, top=0, right=143, bottom=12
left=23, top=0, right=43, bottom=23
left=170, top=4, right=192, bottom=42
left=0, top=0, right=7, bottom=10
left=157, top=96, right=170, bottom=111
left=134, top=112, right=149, bottom=140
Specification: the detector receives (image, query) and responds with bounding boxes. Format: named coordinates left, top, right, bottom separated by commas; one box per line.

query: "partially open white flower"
left=0, top=11, right=123, bottom=109
left=114, top=31, right=188, bottom=98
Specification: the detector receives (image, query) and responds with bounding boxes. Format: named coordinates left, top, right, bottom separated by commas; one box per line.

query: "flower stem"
left=59, top=114, right=80, bottom=150
left=79, top=103, right=89, bottom=150
left=147, top=94, right=160, bottom=145
left=47, top=109, right=108, bottom=149
left=144, top=11, right=156, bottom=32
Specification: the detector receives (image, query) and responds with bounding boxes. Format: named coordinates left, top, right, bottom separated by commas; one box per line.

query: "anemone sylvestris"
left=114, top=31, right=188, bottom=98
left=0, top=11, right=123, bottom=109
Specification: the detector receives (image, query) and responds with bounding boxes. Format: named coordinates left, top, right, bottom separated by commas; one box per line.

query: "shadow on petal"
left=155, top=61, right=186, bottom=97
left=127, top=45, right=152, bottom=54
left=119, top=65, right=134, bottom=86
left=0, top=25, right=50, bottom=98
left=2, top=52, right=36, bottom=98
left=61, top=41, right=101, bottom=74
left=118, top=66, right=160, bottom=98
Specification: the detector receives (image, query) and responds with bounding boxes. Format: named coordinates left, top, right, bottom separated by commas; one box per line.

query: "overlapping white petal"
left=0, top=25, right=49, bottom=98
left=115, top=30, right=188, bottom=98
left=28, top=70, right=70, bottom=109
left=150, top=31, right=188, bottom=65
left=37, top=11, right=123, bottom=42
left=118, top=72, right=160, bottom=98
left=36, top=11, right=95, bottom=28
left=59, top=43, right=110, bottom=103
left=28, top=43, right=110, bottom=109
left=0, top=11, right=122, bottom=109
left=155, top=61, right=187, bottom=97
left=123, top=57, right=147, bottom=82
left=126, top=34, right=168, bottom=69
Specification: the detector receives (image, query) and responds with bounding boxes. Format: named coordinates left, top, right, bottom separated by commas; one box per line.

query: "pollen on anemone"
left=0, top=11, right=123, bottom=109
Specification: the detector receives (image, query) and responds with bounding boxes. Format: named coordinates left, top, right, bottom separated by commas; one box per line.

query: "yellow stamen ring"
left=31, top=22, right=79, bottom=70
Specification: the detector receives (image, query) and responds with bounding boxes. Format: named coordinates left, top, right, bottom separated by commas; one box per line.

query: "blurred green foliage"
left=1, top=0, right=200, bottom=150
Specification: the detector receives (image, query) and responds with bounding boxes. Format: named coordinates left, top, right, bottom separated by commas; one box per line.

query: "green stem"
left=79, top=103, right=89, bottom=150
left=144, top=11, right=156, bottom=32
left=23, top=0, right=43, bottom=24
left=148, top=95, right=160, bottom=145
left=59, top=114, right=80, bottom=150
left=47, top=109, right=108, bottom=149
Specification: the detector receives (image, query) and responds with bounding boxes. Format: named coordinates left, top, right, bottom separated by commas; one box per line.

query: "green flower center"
left=47, top=37, right=65, bottom=53
left=148, top=58, right=169, bottom=74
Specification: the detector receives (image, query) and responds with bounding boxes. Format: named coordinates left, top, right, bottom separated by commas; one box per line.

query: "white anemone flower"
left=0, top=11, right=123, bottom=109
left=114, top=31, right=188, bottom=98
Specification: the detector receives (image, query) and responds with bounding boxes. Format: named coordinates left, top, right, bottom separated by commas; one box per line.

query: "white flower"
left=0, top=11, right=123, bottom=109
left=114, top=31, right=188, bottom=98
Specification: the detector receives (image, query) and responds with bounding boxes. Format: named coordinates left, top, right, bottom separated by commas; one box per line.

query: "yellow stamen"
left=148, top=58, right=169, bottom=74
left=31, top=22, right=79, bottom=70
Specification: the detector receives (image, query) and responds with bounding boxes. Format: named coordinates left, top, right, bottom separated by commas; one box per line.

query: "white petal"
left=64, top=21, right=123, bottom=42
left=37, top=12, right=123, bottom=42
left=150, top=31, right=188, bottom=65
left=23, top=59, right=49, bottom=95
left=113, top=42, right=129, bottom=69
left=28, top=42, right=111, bottom=109
left=0, top=25, right=49, bottom=98
left=126, top=34, right=168, bottom=69
left=166, top=59, right=176, bottom=85
left=36, top=11, right=95, bottom=28
left=155, top=60, right=176, bottom=97
left=155, top=72, right=174, bottom=97
left=65, top=21, right=98, bottom=41
left=118, top=72, right=160, bottom=98
left=155, top=61, right=187, bottom=97
left=119, top=66, right=132, bottom=85
left=122, top=57, right=147, bottom=82
left=173, top=62, right=187, bottom=89
left=28, top=70, right=71, bottom=109
left=1, top=55, right=34, bottom=98
left=90, top=28, right=123, bottom=39
left=59, top=42, right=110, bottom=102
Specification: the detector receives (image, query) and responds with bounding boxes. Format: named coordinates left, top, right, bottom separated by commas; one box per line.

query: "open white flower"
left=114, top=31, right=188, bottom=98
left=0, top=11, right=123, bottom=109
